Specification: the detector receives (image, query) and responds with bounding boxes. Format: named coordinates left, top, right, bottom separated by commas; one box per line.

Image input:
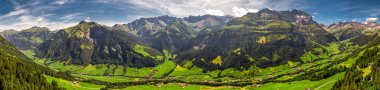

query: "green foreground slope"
left=333, top=35, right=380, bottom=90
left=0, top=36, right=64, bottom=90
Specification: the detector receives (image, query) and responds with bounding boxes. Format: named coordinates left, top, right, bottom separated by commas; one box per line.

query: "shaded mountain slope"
left=37, top=21, right=163, bottom=67
left=113, top=15, right=232, bottom=53
left=177, top=9, right=337, bottom=70
left=0, top=27, right=54, bottom=50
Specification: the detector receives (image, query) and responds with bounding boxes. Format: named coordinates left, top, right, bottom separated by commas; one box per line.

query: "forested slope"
left=0, top=35, right=71, bottom=90
left=333, top=34, right=380, bottom=90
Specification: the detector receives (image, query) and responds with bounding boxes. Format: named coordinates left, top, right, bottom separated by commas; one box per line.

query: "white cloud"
left=0, top=15, right=124, bottom=31
left=247, top=8, right=259, bottom=13
left=0, top=9, right=28, bottom=19
left=232, top=7, right=247, bottom=17
left=0, top=20, right=77, bottom=31
left=364, top=17, right=378, bottom=24
left=126, top=0, right=298, bottom=17
left=9, top=0, right=22, bottom=10
left=359, top=8, right=380, bottom=17
left=1, top=0, right=302, bottom=31
left=204, top=9, right=225, bottom=16
left=98, top=21, right=126, bottom=26
left=84, top=17, right=91, bottom=22
left=51, top=0, right=69, bottom=6
left=0, top=0, right=78, bottom=31
left=230, top=7, right=259, bottom=17
left=232, top=7, right=258, bottom=17
left=60, top=14, right=75, bottom=20
left=59, top=13, right=81, bottom=20
left=47, top=22, right=78, bottom=30
left=0, top=14, right=78, bottom=31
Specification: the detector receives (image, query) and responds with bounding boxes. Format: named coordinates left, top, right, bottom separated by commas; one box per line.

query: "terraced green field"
left=252, top=72, right=345, bottom=90
left=152, top=60, right=176, bottom=77
left=72, top=74, right=140, bottom=82
left=115, top=84, right=241, bottom=90
left=45, top=75, right=105, bottom=90
left=113, top=72, right=344, bottom=90
left=115, top=84, right=202, bottom=90
left=21, top=50, right=36, bottom=59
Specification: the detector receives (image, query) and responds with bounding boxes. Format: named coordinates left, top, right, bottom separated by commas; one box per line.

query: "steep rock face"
left=148, top=20, right=194, bottom=52
left=183, top=15, right=234, bottom=34
left=37, top=21, right=163, bottom=67
left=178, top=9, right=337, bottom=70
left=278, top=9, right=336, bottom=44
left=114, top=15, right=232, bottom=53
left=112, top=24, right=129, bottom=32
left=365, top=21, right=380, bottom=29
left=0, top=27, right=54, bottom=50
left=126, top=15, right=178, bottom=36
left=327, top=21, right=380, bottom=41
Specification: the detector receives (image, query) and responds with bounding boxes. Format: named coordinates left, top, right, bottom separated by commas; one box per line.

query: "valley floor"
left=22, top=42, right=364, bottom=90
left=43, top=72, right=344, bottom=90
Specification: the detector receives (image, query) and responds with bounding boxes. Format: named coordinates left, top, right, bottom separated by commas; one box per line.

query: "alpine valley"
left=1, top=8, right=380, bottom=90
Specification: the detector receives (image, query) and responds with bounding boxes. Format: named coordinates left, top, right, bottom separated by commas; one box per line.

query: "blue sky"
left=0, top=0, right=379, bottom=31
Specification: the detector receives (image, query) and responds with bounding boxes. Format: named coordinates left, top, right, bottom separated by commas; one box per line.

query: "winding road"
left=314, top=80, right=337, bottom=90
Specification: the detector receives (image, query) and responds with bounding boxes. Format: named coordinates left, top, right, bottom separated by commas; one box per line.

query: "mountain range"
left=17, top=9, right=337, bottom=70
left=3, top=9, right=379, bottom=69
left=326, top=21, right=380, bottom=41
left=2, top=8, right=380, bottom=90
left=0, top=27, right=54, bottom=50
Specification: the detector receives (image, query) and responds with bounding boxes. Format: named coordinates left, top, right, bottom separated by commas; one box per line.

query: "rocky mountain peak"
left=257, top=8, right=274, bottom=13
left=70, top=21, right=107, bottom=31
left=156, top=15, right=176, bottom=20
left=366, top=21, right=379, bottom=28
left=22, top=26, right=50, bottom=33
left=326, top=21, right=380, bottom=41
left=256, top=8, right=281, bottom=19
left=78, top=21, right=101, bottom=26
left=112, top=24, right=129, bottom=31
left=282, top=9, right=313, bottom=24
left=245, top=9, right=313, bottom=24
left=327, top=21, right=380, bottom=31
left=1, top=29, right=17, bottom=34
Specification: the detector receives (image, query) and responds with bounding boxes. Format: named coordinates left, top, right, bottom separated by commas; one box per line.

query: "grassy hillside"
left=112, top=72, right=344, bottom=90
left=254, top=72, right=345, bottom=90
left=45, top=75, right=105, bottom=90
